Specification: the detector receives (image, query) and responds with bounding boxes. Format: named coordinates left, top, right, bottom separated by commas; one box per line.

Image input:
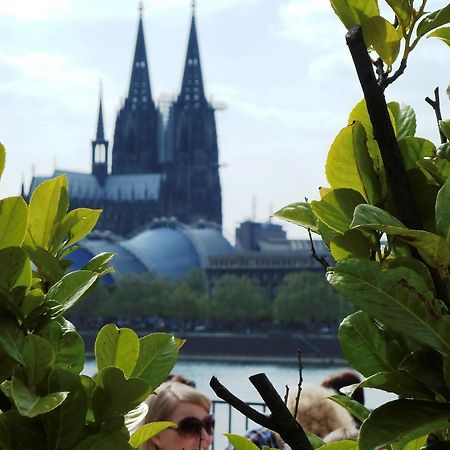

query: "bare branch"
left=425, top=87, right=447, bottom=144
left=307, top=228, right=329, bottom=269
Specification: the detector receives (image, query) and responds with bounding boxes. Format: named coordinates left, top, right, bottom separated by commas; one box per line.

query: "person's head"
left=287, top=384, right=354, bottom=438
left=321, top=370, right=364, bottom=405
left=139, top=381, right=213, bottom=450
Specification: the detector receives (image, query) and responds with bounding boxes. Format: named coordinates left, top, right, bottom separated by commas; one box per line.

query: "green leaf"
left=311, top=189, right=366, bottom=234
left=95, top=324, right=140, bottom=378
left=22, top=334, right=54, bottom=385
left=0, top=196, right=28, bottom=249
left=129, top=421, right=175, bottom=448
left=21, top=289, right=45, bottom=318
left=385, top=0, right=413, bottom=27
left=330, top=0, right=361, bottom=29
left=0, top=410, right=46, bottom=449
left=397, top=137, right=436, bottom=171
left=38, top=320, right=85, bottom=374
left=0, top=143, right=5, bottom=180
left=317, top=440, right=358, bottom=450
left=46, top=270, right=98, bottom=313
left=388, top=103, right=416, bottom=140
left=225, top=433, right=261, bottom=450
left=330, top=228, right=373, bottom=261
left=401, top=435, right=428, bottom=450
left=386, top=257, right=435, bottom=293
left=0, top=247, right=32, bottom=294
left=24, top=245, right=65, bottom=285
left=355, top=371, right=435, bottom=399
left=436, top=179, right=450, bottom=241
left=417, top=4, right=450, bottom=37
left=74, top=434, right=134, bottom=450
left=27, top=175, right=68, bottom=250
left=82, top=252, right=116, bottom=273
left=132, top=333, right=182, bottom=390
left=339, top=311, right=404, bottom=377
left=45, top=368, right=88, bottom=449
left=363, top=16, right=401, bottom=65
left=273, top=202, right=318, bottom=233
left=428, top=26, right=450, bottom=46
left=124, top=401, right=148, bottom=432
left=11, top=376, right=68, bottom=418
left=359, top=399, right=450, bottom=450
left=328, top=259, right=450, bottom=356
left=326, top=122, right=380, bottom=203
left=94, top=367, right=151, bottom=420
left=306, top=432, right=325, bottom=450
left=329, top=394, right=370, bottom=422
left=0, top=318, right=26, bottom=365
left=351, top=204, right=450, bottom=271
left=55, top=208, right=102, bottom=250
left=440, top=119, right=450, bottom=141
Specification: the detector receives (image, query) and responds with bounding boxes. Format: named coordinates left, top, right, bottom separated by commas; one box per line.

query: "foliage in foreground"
left=0, top=155, right=181, bottom=449
left=269, top=1, right=450, bottom=450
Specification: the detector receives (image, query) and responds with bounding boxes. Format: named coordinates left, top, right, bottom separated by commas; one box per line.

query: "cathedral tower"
left=91, top=85, right=109, bottom=185
left=111, top=7, right=160, bottom=174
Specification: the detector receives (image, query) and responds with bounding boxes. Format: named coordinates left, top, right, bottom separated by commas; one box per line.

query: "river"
left=84, top=359, right=395, bottom=449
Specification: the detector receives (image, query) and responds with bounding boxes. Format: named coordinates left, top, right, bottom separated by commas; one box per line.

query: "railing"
left=211, top=400, right=267, bottom=450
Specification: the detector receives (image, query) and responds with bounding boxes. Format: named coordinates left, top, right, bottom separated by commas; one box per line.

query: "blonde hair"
left=139, top=381, right=211, bottom=450
left=287, top=384, right=354, bottom=438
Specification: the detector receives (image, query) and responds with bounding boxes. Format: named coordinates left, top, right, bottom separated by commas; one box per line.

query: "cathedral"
left=28, top=5, right=222, bottom=238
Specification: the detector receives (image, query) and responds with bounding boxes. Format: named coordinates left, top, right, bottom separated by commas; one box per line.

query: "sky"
left=0, top=0, right=448, bottom=242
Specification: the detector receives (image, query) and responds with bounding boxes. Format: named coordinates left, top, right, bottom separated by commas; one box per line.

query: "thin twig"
left=380, top=58, right=407, bottom=90
left=293, top=350, right=303, bottom=421
left=307, top=228, right=329, bottom=269
left=425, top=87, right=447, bottom=144
left=284, top=385, right=289, bottom=405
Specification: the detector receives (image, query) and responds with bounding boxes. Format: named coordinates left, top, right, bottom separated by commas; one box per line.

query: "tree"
left=273, top=272, right=353, bottom=325
left=210, top=275, right=271, bottom=321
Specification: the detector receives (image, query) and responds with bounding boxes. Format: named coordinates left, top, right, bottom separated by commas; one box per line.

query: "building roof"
left=28, top=170, right=161, bottom=201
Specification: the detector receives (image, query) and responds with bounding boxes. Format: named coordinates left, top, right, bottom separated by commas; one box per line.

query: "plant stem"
left=425, top=87, right=447, bottom=144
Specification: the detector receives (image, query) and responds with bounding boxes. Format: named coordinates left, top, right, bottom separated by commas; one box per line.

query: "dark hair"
left=321, top=370, right=365, bottom=405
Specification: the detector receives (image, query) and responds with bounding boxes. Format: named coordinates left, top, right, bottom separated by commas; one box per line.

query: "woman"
left=139, top=381, right=214, bottom=450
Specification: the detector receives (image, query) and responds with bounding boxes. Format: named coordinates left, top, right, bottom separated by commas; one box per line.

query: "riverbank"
left=80, top=330, right=344, bottom=364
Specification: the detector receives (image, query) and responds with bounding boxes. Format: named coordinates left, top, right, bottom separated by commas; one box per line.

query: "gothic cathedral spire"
left=92, top=82, right=109, bottom=185
left=111, top=5, right=159, bottom=175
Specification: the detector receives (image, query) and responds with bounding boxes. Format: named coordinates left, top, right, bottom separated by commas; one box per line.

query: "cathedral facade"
left=28, top=7, right=222, bottom=238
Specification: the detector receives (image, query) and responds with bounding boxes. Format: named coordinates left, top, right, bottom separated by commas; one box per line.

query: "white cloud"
left=0, top=0, right=70, bottom=21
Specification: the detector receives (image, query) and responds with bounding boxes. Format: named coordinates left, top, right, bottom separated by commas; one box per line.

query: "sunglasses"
left=176, top=414, right=215, bottom=436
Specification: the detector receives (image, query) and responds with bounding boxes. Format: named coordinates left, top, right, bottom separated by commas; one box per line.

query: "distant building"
left=206, top=221, right=332, bottom=300
left=26, top=5, right=222, bottom=237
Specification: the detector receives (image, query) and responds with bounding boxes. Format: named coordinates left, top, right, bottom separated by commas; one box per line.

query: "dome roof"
left=71, top=224, right=233, bottom=280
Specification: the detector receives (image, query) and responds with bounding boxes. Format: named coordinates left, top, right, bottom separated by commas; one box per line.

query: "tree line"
left=69, top=270, right=354, bottom=332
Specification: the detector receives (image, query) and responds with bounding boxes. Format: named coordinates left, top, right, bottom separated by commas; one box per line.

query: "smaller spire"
left=191, top=0, right=196, bottom=14
left=139, top=1, right=144, bottom=17
left=96, top=80, right=105, bottom=142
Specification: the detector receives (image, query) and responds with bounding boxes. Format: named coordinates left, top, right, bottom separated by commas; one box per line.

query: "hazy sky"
left=0, top=0, right=448, bottom=241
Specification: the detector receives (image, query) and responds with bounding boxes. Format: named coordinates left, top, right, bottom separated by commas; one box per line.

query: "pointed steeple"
left=128, top=4, right=153, bottom=107
left=92, top=83, right=109, bottom=185
left=179, top=1, right=206, bottom=107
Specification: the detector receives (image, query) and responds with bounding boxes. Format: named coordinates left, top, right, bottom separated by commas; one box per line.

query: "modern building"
left=26, top=5, right=222, bottom=238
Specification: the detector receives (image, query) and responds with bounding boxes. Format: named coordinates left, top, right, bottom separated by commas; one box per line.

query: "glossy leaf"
left=436, top=179, right=450, bottom=241
left=22, top=334, right=54, bottom=385
left=317, top=440, right=358, bottom=450
left=363, top=16, right=401, bottom=65
left=329, top=229, right=373, bottom=261
left=329, top=0, right=361, bottom=29
left=311, top=189, right=366, bottom=234
left=27, top=175, right=68, bottom=250
left=339, top=311, right=403, bottom=377
left=355, top=371, right=434, bottom=399
left=400, top=435, right=428, bottom=450
left=38, top=320, right=85, bottom=374
left=0, top=246, right=32, bottom=293
left=385, top=0, right=413, bottom=27
left=0, top=196, right=28, bottom=249
left=45, top=368, right=88, bottom=449
left=328, top=259, right=450, bottom=356
left=94, top=367, right=151, bottom=419
left=95, top=324, right=140, bottom=378
left=129, top=421, right=175, bottom=448
left=0, top=318, right=26, bottom=365
left=46, top=270, right=98, bottom=313
left=225, top=433, right=260, bottom=450
left=326, top=122, right=379, bottom=203
left=428, top=26, right=450, bottom=46
left=24, top=245, right=65, bottom=285
left=417, top=4, right=450, bottom=37
left=397, top=137, right=436, bottom=171
left=11, top=376, right=68, bottom=418
left=0, top=143, right=5, bottom=180
left=388, top=103, right=416, bottom=140
left=440, top=119, right=450, bottom=141
left=306, top=432, right=325, bottom=450
left=359, top=399, right=450, bottom=450
left=273, top=202, right=318, bottom=233
left=132, top=333, right=183, bottom=390
left=82, top=252, right=116, bottom=274
left=329, top=394, right=370, bottom=422
left=56, top=208, right=102, bottom=249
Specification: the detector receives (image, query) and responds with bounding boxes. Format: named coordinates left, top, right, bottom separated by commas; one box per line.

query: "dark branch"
left=425, top=87, right=447, bottom=144
left=379, top=58, right=407, bottom=90
left=307, top=228, right=329, bottom=269
left=294, top=350, right=303, bottom=420
left=209, top=376, right=271, bottom=428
